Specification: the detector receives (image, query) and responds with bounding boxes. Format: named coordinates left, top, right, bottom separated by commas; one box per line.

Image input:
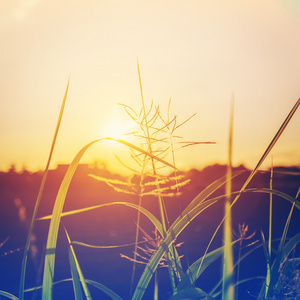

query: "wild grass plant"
left=1, top=67, right=300, bottom=300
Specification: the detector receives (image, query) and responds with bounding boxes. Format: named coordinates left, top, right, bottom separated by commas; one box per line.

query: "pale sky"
left=1, top=0, right=300, bottom=174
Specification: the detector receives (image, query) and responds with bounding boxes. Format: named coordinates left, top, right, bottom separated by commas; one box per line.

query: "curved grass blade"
left=130, top=178, right=244, bottom=299
left=65, top=227, right=90, bottom=300
left=212, top=277, right=265, bottom=298
left=71, top=239, right=159, bottom=249
left=178, top=240, right=240, bottom=291
left=42, top=140, right=100, bottom=300
left=244, top=188, right=300, bottom=210
left=133, top=186, right=278, bottom=299
left=174, top=170, right=244, bottom=285
left=85, top=280, right=123, bottom=300
left=69, top=247, right=84, bottom=300
left=177, top=246, right=226, bottom=291
left=210, top=241, right=265, bottom=296
left=25, top=278, right=123, bottom=300
left=175, top=186, right=298, bottom=292
left=0, top=291, right=19, bottom=300
left=38, top=201, right=163, bottom=237
left=281, top=232, right=300, bottom=260
left=167, top=287, right=210, bottom=300
left=25, top=279, right=73, bottom=293
left=132, top=197, right=220, bottom=300
left=19, top=79, right=69, bottom=300
left=176, top=170, right=245, bottom=224
left=41, top=136, right=176, bottom=299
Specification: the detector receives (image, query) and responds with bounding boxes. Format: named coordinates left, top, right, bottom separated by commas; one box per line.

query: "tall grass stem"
left=19, top=79, right=69, bottom=300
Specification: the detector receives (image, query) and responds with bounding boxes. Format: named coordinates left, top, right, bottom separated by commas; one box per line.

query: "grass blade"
left=281, top=232, right=300, bottom=261
left=65, top=229, right=92, bottom=300
left=24, top=279, right=73, bottom=293
left=41, top=135, right=176, bottom=299
left=176, top=170, right=245, bottom=224
left=222, top=98, right=234, bottom=300
left=132, top=197, right=221, bottom=300
left=84, top=280, right=123, bottom=300
left=69, top=247, right=84, bottom=300
left=232, top=98, right=300, bottom=207
left=24, top=278, right=123, bottom=300
left=212, top=277, right=265, bottom=298
left=25, top=278, right=122, bottom=300
left=168, top=287, right=209, bottom=300
left=260, top=230, right=271, bottom=298
left=265, top=160, right=273, bottom=297
left=38, top=201, right=163, bottom=237
left=19, top=79, right=69, bottom=300
left=178, top=241, right=239, bottom=291
left=243, top=188, right=300, bottom=209
left=210, top=241, right=265, bottom=296
left=0, top=291, right=19, bottom=300
left=65, top=227, right=92, bottom=300
left=41, top=140, right=99, bottom=300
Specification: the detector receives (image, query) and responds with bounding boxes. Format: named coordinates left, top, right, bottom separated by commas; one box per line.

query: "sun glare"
left=102, top=119, right=135, bottom=142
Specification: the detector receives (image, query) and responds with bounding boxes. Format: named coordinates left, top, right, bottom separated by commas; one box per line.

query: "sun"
left=102, top=118, right=136, bottom=141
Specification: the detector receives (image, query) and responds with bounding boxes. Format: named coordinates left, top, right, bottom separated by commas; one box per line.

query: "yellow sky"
left=1, top=0, right=300, bottom=174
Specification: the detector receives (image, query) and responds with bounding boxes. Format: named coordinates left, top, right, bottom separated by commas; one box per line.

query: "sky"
left=1, top=0, right=300, bottom=175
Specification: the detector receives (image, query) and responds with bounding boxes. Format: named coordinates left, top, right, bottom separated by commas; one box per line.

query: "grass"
left=1, top=68, right=300, bottom=300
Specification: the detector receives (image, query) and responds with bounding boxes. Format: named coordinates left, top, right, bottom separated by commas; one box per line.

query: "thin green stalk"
left=233, top=98, right=300, bottom=205
left=235, top=240, right=241, bottom=300
left=137, top=60, right=168, bottom=234
left=130, top=169, right=145, bottom=298
left=154, top=270, right=158, bottom=300
left=137, top=60, right=157, bottom=177
left=265, top=158, right=273, bottom=298
left=19, top=79, right=69, bottom=300
left=137, top=61, right=177, bottom=294
left=269, top=159, right=273, bottom=258
left=222, top=98, right=234, bottom=300
left=196, top=97, right=300, bottom=281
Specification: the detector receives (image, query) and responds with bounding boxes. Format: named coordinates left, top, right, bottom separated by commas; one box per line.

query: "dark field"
left=0, top=164, right=299, bottom=299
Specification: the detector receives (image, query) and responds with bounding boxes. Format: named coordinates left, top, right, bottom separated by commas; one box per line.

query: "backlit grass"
left=1, top=68, right=300, bottom=300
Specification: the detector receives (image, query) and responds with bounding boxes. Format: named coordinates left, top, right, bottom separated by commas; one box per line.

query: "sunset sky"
left=1, top=0, right=300, bottom=175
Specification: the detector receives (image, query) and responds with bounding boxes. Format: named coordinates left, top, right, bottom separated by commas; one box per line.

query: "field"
left=0, top=81, right=300, bottom=300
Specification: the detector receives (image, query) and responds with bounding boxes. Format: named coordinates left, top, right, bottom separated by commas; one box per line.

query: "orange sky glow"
left=1, top=0, right=300, bottom=175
